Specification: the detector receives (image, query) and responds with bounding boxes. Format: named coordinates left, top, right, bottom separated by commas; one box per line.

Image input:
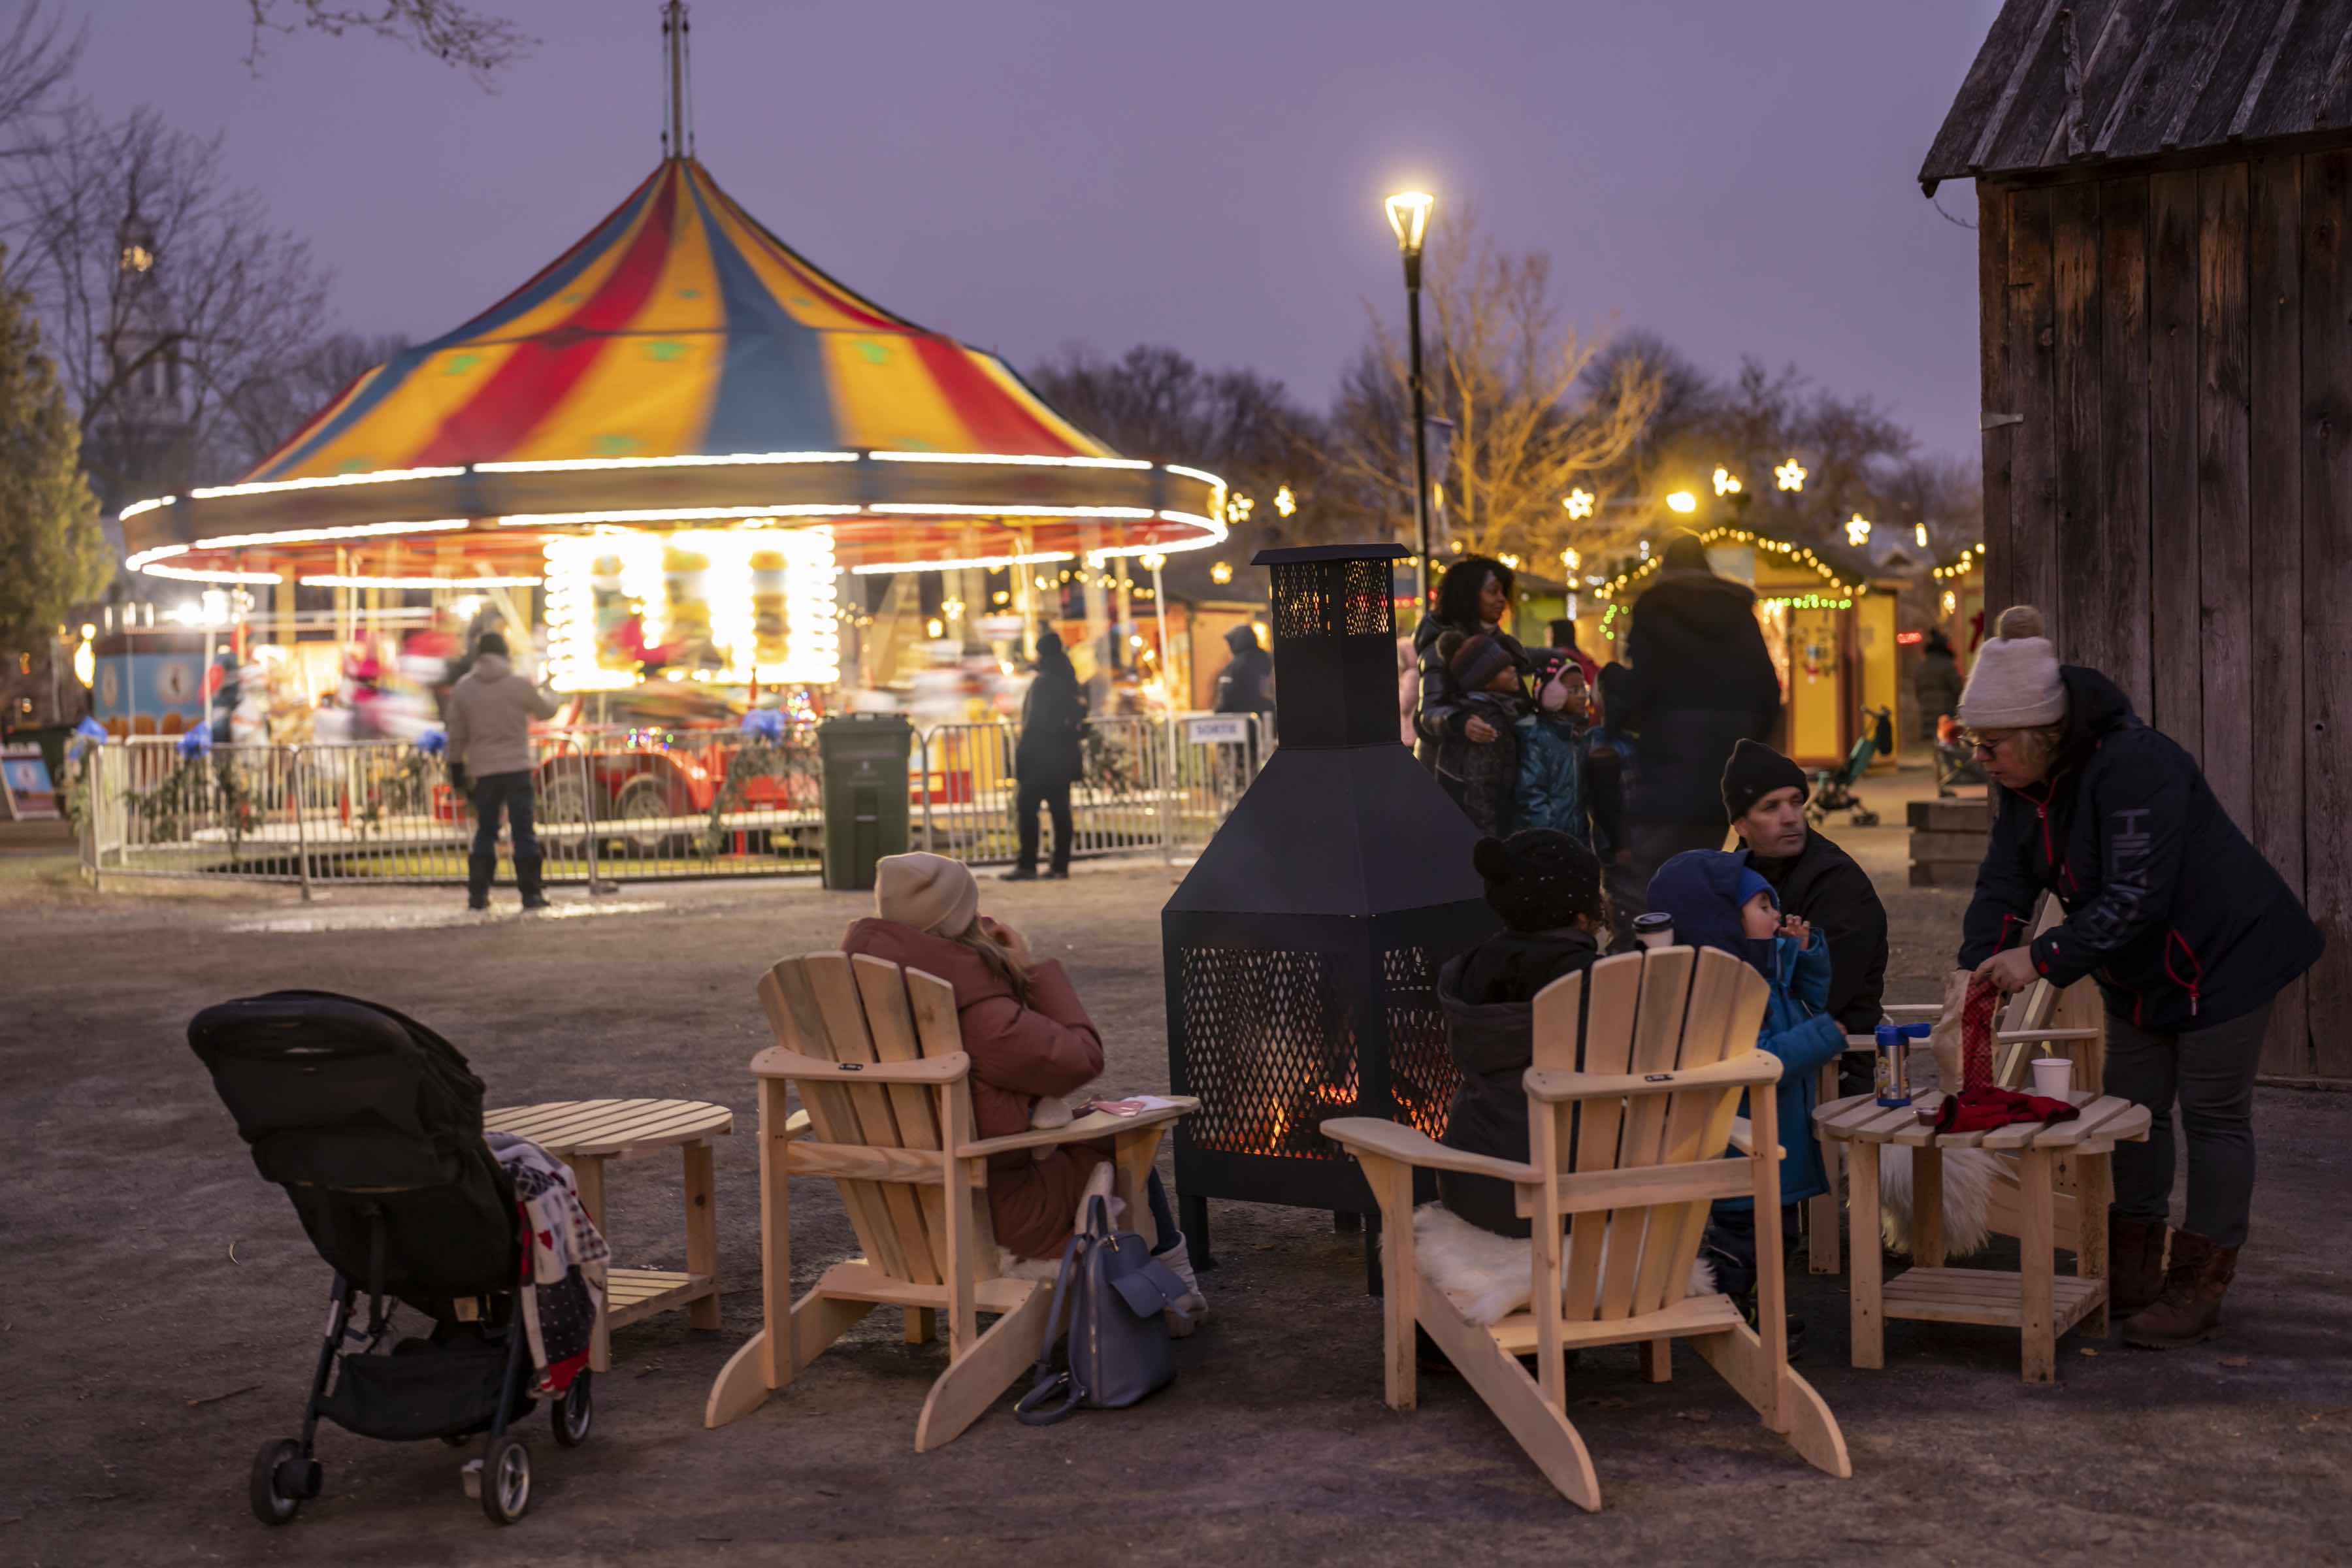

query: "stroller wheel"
left=1852, top=809, right=1880, bottom=827
left=552, top=1370, right=593, bottom=1448
left=479, top=1433, right=531, bottom=1525
left=248, top=1437, right=308, bottom=1526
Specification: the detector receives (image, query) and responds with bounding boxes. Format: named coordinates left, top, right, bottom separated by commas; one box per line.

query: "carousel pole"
left=662, top=1, right=689, bottom=160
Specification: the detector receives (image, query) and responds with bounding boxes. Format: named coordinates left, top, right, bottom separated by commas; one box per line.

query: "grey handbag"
left=1014, top=1196, right=1188, bottom=1425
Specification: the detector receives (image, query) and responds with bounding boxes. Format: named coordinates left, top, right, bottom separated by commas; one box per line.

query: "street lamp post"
left=1386, top=190, right=1435, bottom=606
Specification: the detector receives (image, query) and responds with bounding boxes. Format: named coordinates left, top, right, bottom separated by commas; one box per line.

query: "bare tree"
left=5, top=103, right=332, bottom=500
left=1327, top=204, right=1664, bottom=565
left=244, top=0, right=530, bottom=82
left=218, top=329, right=405, bottom=476
left=0, top=3, right=77, bottom=159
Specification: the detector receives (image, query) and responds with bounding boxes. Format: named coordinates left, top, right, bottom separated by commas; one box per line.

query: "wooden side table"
left=1814, top=1090, right=2151, bottom=1382
left=485, top=1098, right=734, bottom=1371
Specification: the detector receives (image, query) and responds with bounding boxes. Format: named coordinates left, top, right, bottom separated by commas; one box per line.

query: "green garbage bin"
left=817, top=713, right=914, bottom=890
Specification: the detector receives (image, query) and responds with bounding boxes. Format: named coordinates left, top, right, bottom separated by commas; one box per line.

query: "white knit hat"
left=874, top=852, right=979, bottom=935
left=1955, top=604, right=2065, bottom=728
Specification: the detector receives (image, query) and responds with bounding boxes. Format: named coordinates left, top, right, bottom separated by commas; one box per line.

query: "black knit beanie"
left=1720, top=737, right=1808, bottom=821
left=1448, top=632, right=1522, bottom=694
left=1472, top=829, right=1607, bottom=934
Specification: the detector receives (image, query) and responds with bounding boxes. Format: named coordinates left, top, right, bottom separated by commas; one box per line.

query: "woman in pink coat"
left=841, top=855, right=1205, bottom=1325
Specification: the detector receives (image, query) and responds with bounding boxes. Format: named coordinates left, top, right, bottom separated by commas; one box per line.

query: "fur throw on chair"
left=1406, top=1203, right=1717, bottom=1327
left=1873, top=1144, right=1997, bottom=1258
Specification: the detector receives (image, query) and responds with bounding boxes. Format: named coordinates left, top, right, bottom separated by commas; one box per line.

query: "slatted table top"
left=485, top=1098, right=734, bottom=1158
left=1814, top=1090, right=2151, bottom=1153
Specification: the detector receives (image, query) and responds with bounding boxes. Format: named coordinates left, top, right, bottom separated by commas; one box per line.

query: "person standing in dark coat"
left=1007, top=631, right=1087, bottom=881
left=1957, top=605, right=2323, bottom=1350
left=1211, top=624, right=1273, bottom=715
left=1435, top=830, right=1612, bottom=1237
left=1618, top=534, right=1782, bottom=909
left=1722, top=738, right=1889, bottom=1094
left=1914, top=628, right=1963, bottom=743
left=1413, top=555, right=1516, bottom=771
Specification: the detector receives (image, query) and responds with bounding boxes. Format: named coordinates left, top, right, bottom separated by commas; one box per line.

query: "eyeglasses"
left=1964, top=730, right=2016, bottom=758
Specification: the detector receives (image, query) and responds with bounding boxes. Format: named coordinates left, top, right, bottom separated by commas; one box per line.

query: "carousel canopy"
left=121, top=157, right=1223, bottom=587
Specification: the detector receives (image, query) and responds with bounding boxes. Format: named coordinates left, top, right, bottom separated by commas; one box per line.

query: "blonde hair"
left=947, top=916, right=1033, bottom=1002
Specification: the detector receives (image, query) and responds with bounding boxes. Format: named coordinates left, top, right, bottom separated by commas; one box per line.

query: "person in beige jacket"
left=444, top=631, right=560, bottom=911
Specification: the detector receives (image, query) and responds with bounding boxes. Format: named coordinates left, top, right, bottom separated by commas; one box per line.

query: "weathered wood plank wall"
left=1979, top=155, right=2345, bottom=1079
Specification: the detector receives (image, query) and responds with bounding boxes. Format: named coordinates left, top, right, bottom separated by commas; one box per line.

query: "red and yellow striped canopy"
left=122, top=158, right=1221, bottom=582
left=250, top=159, right=1114, bottom=477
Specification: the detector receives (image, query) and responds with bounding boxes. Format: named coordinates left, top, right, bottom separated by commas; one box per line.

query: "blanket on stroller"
left=487, top=1134, right=608, bottom=1394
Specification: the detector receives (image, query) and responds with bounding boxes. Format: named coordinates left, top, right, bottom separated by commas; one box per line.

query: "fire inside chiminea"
left=1162, top=543, right=1497, bottom=1284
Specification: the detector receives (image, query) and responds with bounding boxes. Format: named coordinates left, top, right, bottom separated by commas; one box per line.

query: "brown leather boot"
left=2122, top=1230, right=2237, bottom=1348
left=2108, top=1215, right=2168, bottom=1317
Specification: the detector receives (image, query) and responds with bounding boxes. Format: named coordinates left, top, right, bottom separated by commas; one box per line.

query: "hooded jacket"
left=442, top=653, right=559, bottom=777
left=1746, top=826, right=1887, bottom=1035
left=1958, top=666, right=2322, bottom=1034
left=839, top=917, right=1107, bottom=1259
left=1213, top=627, right=1273, bottom=715
left=1410, top=612, right=1479, bottom=768
left=1621, top=568, right=1782, bottom=825
left=1013, top=642, right=1088, bottom=787
left=1644, top=850, right=1844, bottom=1206
left=1512, top=711, right=1626, bottom=852
left=1435, top=927, right=1608, bottom=1237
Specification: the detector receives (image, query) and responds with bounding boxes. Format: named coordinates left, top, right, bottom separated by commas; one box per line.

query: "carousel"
left=112, top=25, right=1224, bottom=738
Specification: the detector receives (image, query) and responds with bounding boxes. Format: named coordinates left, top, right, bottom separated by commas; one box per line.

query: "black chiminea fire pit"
left=1163, top=542, right=1498, bottom=1284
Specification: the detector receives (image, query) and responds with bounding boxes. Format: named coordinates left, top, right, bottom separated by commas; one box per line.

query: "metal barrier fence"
left=79, top=713, right=1270, bottom=893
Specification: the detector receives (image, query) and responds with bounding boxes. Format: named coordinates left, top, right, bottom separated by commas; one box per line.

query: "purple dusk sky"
left=82, top=0, right=1997, bottom=466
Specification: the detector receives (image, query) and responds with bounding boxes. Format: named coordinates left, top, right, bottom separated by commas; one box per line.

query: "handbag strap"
left=1012, top=1225, right=1089, bottom=1427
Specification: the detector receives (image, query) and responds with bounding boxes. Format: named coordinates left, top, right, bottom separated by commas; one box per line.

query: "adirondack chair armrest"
left=953, top=1098, right=1197, bottom=1160
left=1524, top=1050, right=1780, bottom=1103
left=1322, top=1116, right=1538, bottom=1184
left=1727, top=1116, right=1786, bottom=1159
left=749, top=1045, right=972, bottom=1085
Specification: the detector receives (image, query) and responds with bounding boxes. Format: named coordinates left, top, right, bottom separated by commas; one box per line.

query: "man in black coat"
left=1723, top=739, right=1888, bottom=1091
left=1211, top=624, right=1273, bottom=715
left=1007, top=631, right=1087, bottom=881
left=1618, top=534, right=1782, bottom=910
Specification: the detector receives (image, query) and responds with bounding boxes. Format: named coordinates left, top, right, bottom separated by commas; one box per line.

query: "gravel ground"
left=4, top=795, right=2348, bottom=1566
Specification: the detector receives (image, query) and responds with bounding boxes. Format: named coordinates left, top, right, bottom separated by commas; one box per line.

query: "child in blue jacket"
left=1644, top=849, right=1848, bottom=1333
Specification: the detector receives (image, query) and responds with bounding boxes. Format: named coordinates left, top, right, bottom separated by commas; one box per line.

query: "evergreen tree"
left=0, top=249, right=107, bottom=653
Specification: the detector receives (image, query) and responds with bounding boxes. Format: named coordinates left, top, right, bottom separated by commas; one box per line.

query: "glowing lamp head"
left=1384, top=190, right=1434, bottom=257
left=1666, top=491, right=1697, bottom=514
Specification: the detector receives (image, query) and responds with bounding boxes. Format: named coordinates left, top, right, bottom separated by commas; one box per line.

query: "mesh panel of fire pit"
left=1177, top=944, right=1363, bottom=1160
left=1379, top=945, right=1458, bottom=1140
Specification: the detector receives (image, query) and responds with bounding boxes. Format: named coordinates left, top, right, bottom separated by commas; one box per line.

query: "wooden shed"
left=1923, top=0, right=2351, bottom=1083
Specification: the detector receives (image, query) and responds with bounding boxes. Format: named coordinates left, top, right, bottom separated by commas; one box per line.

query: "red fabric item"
left=1961, top=972, right=2002, bottom=1092
left=1934, top=1085, right=2081, bottom=1135
left=840, top=917, right=1107, bottom=1260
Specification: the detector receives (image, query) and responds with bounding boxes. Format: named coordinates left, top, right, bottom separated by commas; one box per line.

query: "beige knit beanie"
left=1955, top=604, right=2065, bottom=728
left=874, top=852, right=979, bottom=936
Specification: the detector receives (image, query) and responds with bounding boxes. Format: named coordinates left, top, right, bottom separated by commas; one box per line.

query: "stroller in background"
left=1934, top=713, right=1988, bottom=796
left=1808, top=705, right=1895, bottom=826
left=189, top=991, right=594, bottom=1527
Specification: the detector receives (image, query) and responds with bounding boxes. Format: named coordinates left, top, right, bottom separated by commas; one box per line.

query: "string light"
left=853, top=550, right=1073, bottom=576
left=1592, top=524, right=1867, bottom=602
left=477, top=451, right=856, bottom=474
left=868, top=451, right=1150, bottom=470
left=186, top=465, right=465, bottom=500
left=1563, top=488, right=1595, bottom=520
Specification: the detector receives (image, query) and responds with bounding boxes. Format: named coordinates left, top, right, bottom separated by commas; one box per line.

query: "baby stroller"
left=188, top=991, right=594, bottom=1527
left=1808, top=706, right=1895, bottom=826
left=1935, top=713, right=1987, bottom=796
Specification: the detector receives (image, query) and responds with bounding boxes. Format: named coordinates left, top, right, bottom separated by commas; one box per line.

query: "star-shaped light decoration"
left=1228, top=493, right=1255, bottom=523
left=1210, top=561, right=1233, bottom=585
left=1563, top=487, right=1595, bottom=520
left=1273, top=485, right=1297, bottom=517
left=1774, top=458, right=1807, bottom=492
left=1845, top=512, right=1872, bottom=548
left=1712, top=466, right=1742, bottom=497
left=1560, top=547, right=1582, bottom=571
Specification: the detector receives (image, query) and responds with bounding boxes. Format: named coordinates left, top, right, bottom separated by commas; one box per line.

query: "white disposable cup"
left=2031, top=1057, right=2073, bottom=1100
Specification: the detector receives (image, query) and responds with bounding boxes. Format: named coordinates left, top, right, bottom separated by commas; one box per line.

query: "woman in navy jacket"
left=1956, top=606, right=2321, bottom=1350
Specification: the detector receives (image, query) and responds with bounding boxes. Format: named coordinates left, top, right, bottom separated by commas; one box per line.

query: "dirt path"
left=5, top=833, right=2347, bottom=1565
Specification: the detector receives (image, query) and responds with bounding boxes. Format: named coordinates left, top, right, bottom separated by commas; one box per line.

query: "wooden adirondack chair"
left=702, top=951, right=1195, bottom=1449
left=1327, top=946, right=1851, bottom=1512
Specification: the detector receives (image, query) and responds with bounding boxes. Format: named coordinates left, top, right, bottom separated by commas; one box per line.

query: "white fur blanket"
left=1873, top=1144, right=1997, bottom=1258
left=1405, top=1203, right=1717, bottom=1327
